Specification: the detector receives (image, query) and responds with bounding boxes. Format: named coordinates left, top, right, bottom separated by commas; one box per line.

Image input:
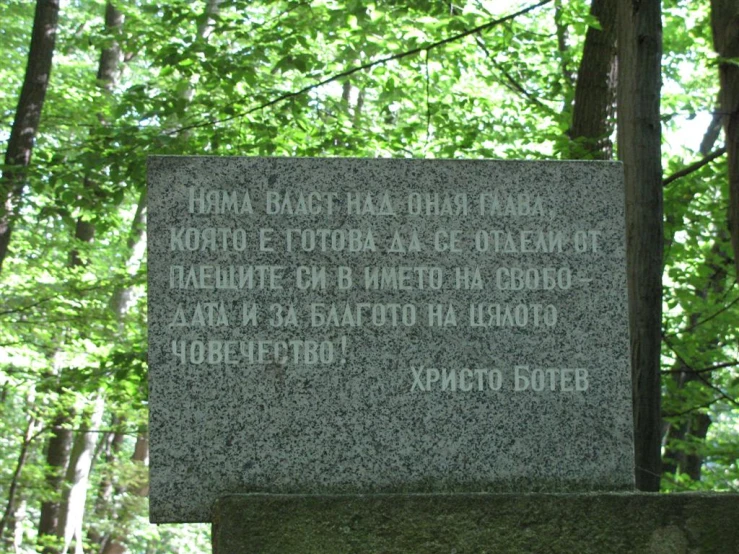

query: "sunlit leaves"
left=1, top=1, right=739, bottom=551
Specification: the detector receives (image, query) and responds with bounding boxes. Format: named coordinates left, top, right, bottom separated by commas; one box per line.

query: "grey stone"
left=211, top=493, right=739, bottom=554
left=148, top=157, right=633, bottom=523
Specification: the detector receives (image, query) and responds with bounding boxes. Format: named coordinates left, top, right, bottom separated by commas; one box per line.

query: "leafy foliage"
left=0, top=0, right=737, bottom=551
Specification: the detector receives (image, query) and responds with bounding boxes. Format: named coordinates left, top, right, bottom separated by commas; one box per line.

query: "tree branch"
left=663, top=292, right=739, bottom=337
left=663, top=146, right=727, bottom=187
left=473, top=33, right=551, bottom=111
left=661, top=360, right=739, bottom=375
left=663, top=338, right=739, bottom=409
left=425, top=49, right=431, bottom=148
left=700, top=106, right=722, bottom=155
left=663, top=397, right=725, bottom=418
left=553, top=0, right=573, bottom=87
left=0, top=283, right=120, bottom=317
left=170, top=0, right=553, bottom=135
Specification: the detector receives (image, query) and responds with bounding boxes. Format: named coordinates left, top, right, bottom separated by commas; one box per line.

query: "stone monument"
left=148, top=157, right=634, bottom=524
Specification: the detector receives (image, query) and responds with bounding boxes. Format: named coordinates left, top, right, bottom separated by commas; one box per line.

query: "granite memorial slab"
left=147, top=156, right=634, bottom=523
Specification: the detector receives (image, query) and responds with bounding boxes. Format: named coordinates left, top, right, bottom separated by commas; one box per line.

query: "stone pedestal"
left=212, top=493, right=739, bottom=554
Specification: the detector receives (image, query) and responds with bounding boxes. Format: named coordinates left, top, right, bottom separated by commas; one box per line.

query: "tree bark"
left=0, top=0, right=60, bottom=273
left=700, top=105, right=723, bottom=156
left=69, top=1, right=124, bottom=269
left=100, top=432, right=149, bottom=554
left=109, top=189, right=147, bottom=318
left=617, top=0, right=664, bottom=491
left=86, top=429, right=125, bottom=551
left=46, top=6, right=127, bottom=551
left=170, top=0, right=223, bottom=142
left=97, top=2, right=124, bottom=90
left=710, top=0, right=739, bottom=278
left=38, top=6, right=126, bottom=550
left=37, top=414, right=74, bottom=551
left=662, top=233, right=730, bottom=479
left=553, top=0, right=574, bottom=91
left=92, top=194, right=147, bottom=554
left=664, top=410, right=712, bottom=480
left=569, top=0, right=617, bottom=159
left=56, top=397, right=105, bottom=554
left=0, top=417, right=37, bottom=546
left=10, top=499, right=27, bottom=552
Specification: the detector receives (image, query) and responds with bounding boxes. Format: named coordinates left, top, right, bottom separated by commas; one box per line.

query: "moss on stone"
left=212, top=493, right=739, bottom=554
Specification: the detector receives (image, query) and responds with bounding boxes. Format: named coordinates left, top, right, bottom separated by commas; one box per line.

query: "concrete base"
left=212, top=493, right=739, bottom=554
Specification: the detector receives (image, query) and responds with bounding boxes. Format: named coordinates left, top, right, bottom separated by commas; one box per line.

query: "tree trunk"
left=0, top=0, right=60, bottom=273
left=710, top=0, right=739, bottom=278
left=38, top=5, right=126, bottom=549
left=700, top=104, right=723, bottom=156
left=46, top=5, right=127, bottom=550
left=10, top=499, right=27, bottom=552
left=617, top=0, right=664, bottom=491
left=553, top=0, right=574, bottom=95
left=97, top=2, right=124, bottom=90
left=100, top=432, right=149, bottom=554
left=0, top=417, right=37, bottom=546
left=664, top=410, right=712, bottom=480
left=86, top=429, right=125, bottom=551
left=682, top=412, right=712, bottom=480
left=170, top=0, right=223, bottom=142
left=662, top=234, right=730, bottom=479
left=569, top=0, right=617, bottom=159
left=109, top=189, right=147, bottom=318
left=37, top=414, right=74, bottom=552
left=69, top=1, right=124, bottom=269
left=56, top=397, right=105, bottom=554
left=93, top=195, right=147, bottom=553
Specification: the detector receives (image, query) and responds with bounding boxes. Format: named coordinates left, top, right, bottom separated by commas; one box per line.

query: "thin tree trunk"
left=37, top=413, right=74, bottom=551
left=617, top=0, right=664, bottom=491
left=710, top=0, right=739, bottom=278
left=56, top=397, right=105, bottom=554
left=553, top=0, right=574, bottom=93
left=354, top=88, right=365, bottom=126
left=662, top=234, right=730, bottom=479
left=100, top=433, right=149, bottom=554
left=0, top=0, right=60, bottom=273
left=86, top=429, right=125, bottom=551
left=682, top=412, right=712, bottom=480
left=109, top=189, right=147, bottom=318
left=170, top=0, right=223, bottom=142
left=664, top=410, right=712, bottom=480
left=700, top=104, right=723, bottom=156
left=197, top=0, right=222, bottom=43
left=97, top=8, right=215, bottom=553
left=92, top=194, right=146, bottom=553
left=47, top=6, right=126, bottom=551
left=70, top=1, right=123, bottom=268
left=93, top=3, right=215, bottom=549
left=97, top=2, right=124, bottom=91
left=0, top=417, right=37, bottom=545
left=569, top=0, right=617, bottom=159
left=38, top=6, right=125, bottom=549
left=11, top=499, right=27, bottom=552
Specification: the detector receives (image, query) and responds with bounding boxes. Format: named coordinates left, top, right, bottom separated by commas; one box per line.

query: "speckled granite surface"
left=148, top=157, right=633, bottom=523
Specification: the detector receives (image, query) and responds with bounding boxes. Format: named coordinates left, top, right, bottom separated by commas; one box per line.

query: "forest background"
left=0, top=0, right=738, bottom=552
